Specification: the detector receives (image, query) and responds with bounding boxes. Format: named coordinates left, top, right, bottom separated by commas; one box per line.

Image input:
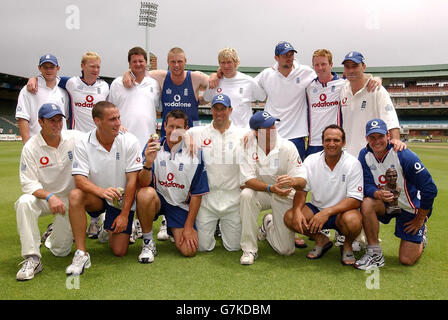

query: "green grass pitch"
left=0, top=141, right=447, bottom=300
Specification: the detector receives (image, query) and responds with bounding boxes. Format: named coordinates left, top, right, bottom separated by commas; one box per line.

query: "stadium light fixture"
left=138, top=2, right=158, bottom=70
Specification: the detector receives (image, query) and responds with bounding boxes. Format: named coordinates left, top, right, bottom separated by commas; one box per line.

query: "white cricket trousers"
left=15, top=194, right=73, bottom=258
left=196, top=206, right=241, bottom=252
left=240, top=188, right=295, bottom=256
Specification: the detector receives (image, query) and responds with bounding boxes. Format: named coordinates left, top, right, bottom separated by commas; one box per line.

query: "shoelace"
left=18, top=258, right=36, bottom=270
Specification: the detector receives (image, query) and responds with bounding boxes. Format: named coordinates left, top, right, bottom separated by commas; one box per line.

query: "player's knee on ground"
left=177, top=243, right=197, bottom=257
left=399, top=254, right=419, bottom=266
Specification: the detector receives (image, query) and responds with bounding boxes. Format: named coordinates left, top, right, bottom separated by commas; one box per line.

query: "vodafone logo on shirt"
left=74, top=95, right=95, bottom=108
left=39, top=156, right=53, bottom=168
left=311, top=93, right=339, bottom=108
left=158, top=173, right=185, bottom=189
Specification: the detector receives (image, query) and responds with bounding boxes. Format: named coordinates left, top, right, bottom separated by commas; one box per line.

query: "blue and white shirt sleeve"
left=398, top=149, right=438, bottom=210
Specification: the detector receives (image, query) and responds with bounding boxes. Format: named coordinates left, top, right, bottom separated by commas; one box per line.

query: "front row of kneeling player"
left=15, top=96, right=437, bottom=280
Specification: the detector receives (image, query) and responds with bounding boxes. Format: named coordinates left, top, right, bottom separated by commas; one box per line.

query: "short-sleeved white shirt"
left=240, top=136, right=307, bottom=199
left=65, top=76, right=109, bottom=132
left=19, top=129, right=84, bottom=198
left=255, top=61, right=316, bottom=139
left=306, top=75, right=345, bottom=146
left=203, top=72, right=266, bottom=129
left=187, top=121, right=248, bottom=211
left=340, top=77, right=399, bottom=157
left=72, top=130, right=143, bottom=210
left=108, top=76, right=161, bottom=151
left=303, top=151, right=364, bottom=211
left=16, top=76, right=68, bottom=137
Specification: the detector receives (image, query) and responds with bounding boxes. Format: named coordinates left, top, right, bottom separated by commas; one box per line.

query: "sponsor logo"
left=341, top=97, right=348, bottom=106
left=40, top=156, right=49, bottom=165
left=136, top=157, right=141, bottom=163
left=358, top=186, right=363, bottom=192
left=217, top=88, right=222, bottom=93
left=311, top=93, right=339, bottom=108
left=74, top=95, right=95, bottom=108
left=158, top=173, right=185, bottom=189
left=378, top=175, right=387, bottom=185
left=203, top=138, right=212, bottom=146
left=414, top=162, right=425, bottom=173
left=252, top=152, right=258, bottom=161
left=68, top=151, right=73, bottom=161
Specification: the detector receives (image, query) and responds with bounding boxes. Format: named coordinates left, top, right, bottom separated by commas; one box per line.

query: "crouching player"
left=65, top=101, right=150, bottom=275
left=354, top=118, right=438, bottom=270
left=136, top=110, right=209, bottom=258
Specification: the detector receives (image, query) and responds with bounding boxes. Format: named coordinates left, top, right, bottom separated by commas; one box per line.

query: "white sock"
left=143, top=231, right=153, bottom=245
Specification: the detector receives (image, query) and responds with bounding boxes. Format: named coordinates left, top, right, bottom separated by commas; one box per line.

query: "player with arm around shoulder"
left=284, top=125, right=364, bottom=265
left=354, top=119, right=438, bottom=270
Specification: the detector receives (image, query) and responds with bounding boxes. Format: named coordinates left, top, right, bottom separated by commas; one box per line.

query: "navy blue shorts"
left=289, top=137, right=306, bottom=161
left=305, top=145, right=324, bottom=159
left=88, top=200, right=134, bottom=235
left=378, top=209, right=431, bottom=244
left=305, top=203, right=340, bottom=232
left=156, top=192, right=196, bottom=235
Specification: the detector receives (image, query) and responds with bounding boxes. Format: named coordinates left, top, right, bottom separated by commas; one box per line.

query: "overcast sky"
left=0, top=0, right=447, bottom=78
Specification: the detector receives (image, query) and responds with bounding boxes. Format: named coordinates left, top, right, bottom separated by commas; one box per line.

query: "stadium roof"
left=186, top=64, right=448, bottom=80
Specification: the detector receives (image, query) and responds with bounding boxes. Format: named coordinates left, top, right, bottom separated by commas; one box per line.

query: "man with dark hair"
left=355, top=118, right=437, bottom=269
left=66, top=101, right=151, bottom=275
left=284, top=124, right=364, bottom=265
left=15, top=103, right=80, bottom=280
left=108, top=47, right=160, bottom=151
left=136, top=109, right=209, bottom=258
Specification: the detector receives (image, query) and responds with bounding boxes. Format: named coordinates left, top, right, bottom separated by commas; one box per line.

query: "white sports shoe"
left=66, top=250, right=91, bottom=276
left=16, top=256, right=43, bottom=281
left=138, top=239, right=157, bottom=263
left=157, top=218, right=170, bottom=241
left=257, top=213, right=273, bottom=241
left=240, top=251, right=258, bottom=265
left=98, top=225, right=109, bottom=243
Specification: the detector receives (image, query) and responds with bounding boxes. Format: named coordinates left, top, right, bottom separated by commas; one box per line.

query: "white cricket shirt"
left=187, top=121, right=248, bottom=212
left=65, top=76, right=109, bottom=132
left=340, top=77, right=399, bottom=157
left=255, top=61, right=316, bottom=139
left=72, top=130, right=143, bottom=210
left=240, top=136, right=307, bottom=199
left=19, top=129, right=84, bottom=197
left=306, top=74, right=345, bottom=146
left=203, top=72, right=266, bottom=129
left=303, top=151, right=364, bottom=210
left=16, top=76, right=68, bottom=137
left=108, top=76, right=161, bottom=150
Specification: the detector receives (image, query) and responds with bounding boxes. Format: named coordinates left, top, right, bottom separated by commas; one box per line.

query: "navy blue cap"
left=342, top=51, right=365, bottom=64
left=366, top=118, right=387, bottom=136
left=211, top=94, right=231, bottom=108
left=275, top=41, right=297, bottom=56
left=38, top=103, right=66, bottom=119
left=249, top=111, right=280, bottom=130
left=39, top=54, right=58, bottom=66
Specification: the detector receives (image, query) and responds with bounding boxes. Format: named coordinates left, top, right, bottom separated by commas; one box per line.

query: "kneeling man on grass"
left=66, top=101, right=151, bottom=276
left=284, top=125, right=364, bottom=265
left=136, top=110, right=209, bottom=258
left=354, top=118, right=438, bottom=270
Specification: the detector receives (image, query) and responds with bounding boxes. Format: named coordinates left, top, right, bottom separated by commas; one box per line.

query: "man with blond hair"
left=203, top=47, right=266, bottom=129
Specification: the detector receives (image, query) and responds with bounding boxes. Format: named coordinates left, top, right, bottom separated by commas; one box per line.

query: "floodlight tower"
left=138, top=2, right=158, bottom=70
